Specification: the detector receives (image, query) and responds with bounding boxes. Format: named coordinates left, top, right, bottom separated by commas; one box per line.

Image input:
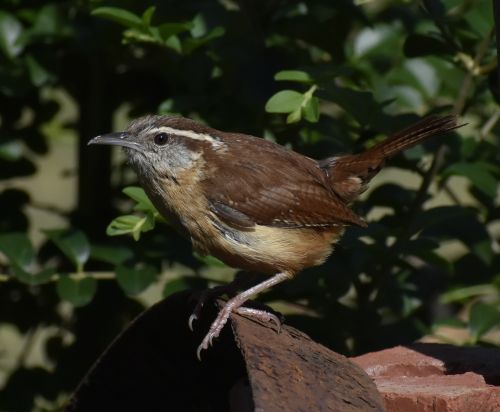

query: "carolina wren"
left=89, top=114, right=460, bottom=357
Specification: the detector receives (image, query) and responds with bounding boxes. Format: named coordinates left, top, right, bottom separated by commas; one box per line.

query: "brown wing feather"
left=202, top=134, right=366, bottom=229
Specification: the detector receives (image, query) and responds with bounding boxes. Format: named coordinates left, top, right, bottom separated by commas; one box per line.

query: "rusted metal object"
left=230, top=305, right=385, bottom=411
left=65, top=291, right=385, bottom=411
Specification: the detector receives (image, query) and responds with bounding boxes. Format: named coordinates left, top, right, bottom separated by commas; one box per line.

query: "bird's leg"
left=196, top=271, right=291, bottom=360
left=189, top=271, right=252, bottom=331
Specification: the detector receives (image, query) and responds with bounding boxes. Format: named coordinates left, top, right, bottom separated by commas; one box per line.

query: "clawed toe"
left=234, top=307, right=282, bottom=332
left=188, top=313, right=198, bottom=331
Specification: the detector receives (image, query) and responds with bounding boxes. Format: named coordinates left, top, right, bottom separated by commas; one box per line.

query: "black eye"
left=154, top=133, right=169, bottom=146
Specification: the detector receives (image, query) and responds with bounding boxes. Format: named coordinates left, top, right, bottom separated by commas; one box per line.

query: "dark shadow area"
left=64, top=290, right=251, bottom=412
left=409, top=342, right=500, bottom=385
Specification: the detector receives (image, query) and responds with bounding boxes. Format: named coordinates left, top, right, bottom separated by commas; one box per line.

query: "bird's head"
left=88, top=115, right=225, bottom=180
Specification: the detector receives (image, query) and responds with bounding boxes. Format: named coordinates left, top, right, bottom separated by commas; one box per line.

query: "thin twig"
left=0, top=272, right=116, bottom=283
left=480, top=108, right=500, bottom=137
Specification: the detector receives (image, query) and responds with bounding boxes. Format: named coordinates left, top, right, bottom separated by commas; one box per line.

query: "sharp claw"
left=188, top=314, right=197, bottom=331
left=196, top=345, right=203, bottom=361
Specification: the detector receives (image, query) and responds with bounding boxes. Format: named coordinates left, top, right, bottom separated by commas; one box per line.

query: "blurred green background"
left=1, top=0, right=499, bottom=410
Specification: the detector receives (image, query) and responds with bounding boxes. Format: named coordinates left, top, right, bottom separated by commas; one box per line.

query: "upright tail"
left=366, top=114, right=459, bottom=159
left=321, top=114, right=461, bottom=204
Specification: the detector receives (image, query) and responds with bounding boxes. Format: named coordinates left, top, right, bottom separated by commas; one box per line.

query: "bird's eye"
left=154, top=133, right=169, bottom=146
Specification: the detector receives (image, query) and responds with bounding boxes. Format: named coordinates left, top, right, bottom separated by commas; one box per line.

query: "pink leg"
left=188, top=273, right=251, bottom=331
left=196, top=272, right=290, bottom=360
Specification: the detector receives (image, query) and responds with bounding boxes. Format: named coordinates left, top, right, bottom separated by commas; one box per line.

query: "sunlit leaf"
left=122, top=186, right=157, bottom=214
left=106, top=213, right=155, bottom=240
left=274, top=70, right=312, bottom=83
left=302, top=96, right=320, bottom=122
left=265, top=90, right=304, bottom=113
left=441, top=284, right=499, bottom=304
left=92, top=7, right=143, bottom=30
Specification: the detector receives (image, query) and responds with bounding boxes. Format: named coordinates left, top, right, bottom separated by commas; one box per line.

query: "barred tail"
left=368, top=114, right=460, bottom=159
left=322, top=114, right=461, bottom=204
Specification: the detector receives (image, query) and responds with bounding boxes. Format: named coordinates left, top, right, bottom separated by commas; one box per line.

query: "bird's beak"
left=87, top=132, right=142, bottom=151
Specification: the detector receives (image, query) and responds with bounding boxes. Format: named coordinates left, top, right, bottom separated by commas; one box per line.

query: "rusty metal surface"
left=230, top=305, right=386, bottom=412
left=65, top=291, right=384, bottom=411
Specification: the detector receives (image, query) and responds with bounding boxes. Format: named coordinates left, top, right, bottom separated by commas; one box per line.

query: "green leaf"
left=412, top=250, right=453, bottom=274
left=0, top=232, right=35, bottom=270
left=90, top=245, right=133, bottom=265
left=162, top=276, right=208, bottom=297
left=274, top=70, right=312, bottom=83
left=303, top=96, right=320, bottom=122
left=142, top=6, right=155, bottom=27
left=157, top=22, right=193, bottom=42
left=468, top=302, right=500, bottom=342
left=44, top=229, right=90, bottom=271
left=25, top=54, right=54, bottom=86
left=443, top=162, right=498, bottom=197
left=107, top=215, right=141, bottom=236
left=433, top=318, right=467, bottom=329
left=162, top=277, right=190, bottom=297
left=13, top=267, right=55, bottom=286
left=57, top=276, right=97, bottom=307
left=193, top=252, right=227, bottom=268
left=441, top=284, right=499, bottom=304
left=0, top=11, right=23, bottom=59
left=0, top=140, right=23, bottom=161
left=116, top=264, right=157, bottom=295
left=464, top=0, right=493, bottom=37
left=106, top=213, right=155, bottom=240
left=318, top=85, right=388, bottom=126
left=286, top=107, right=302, bottom=123
left=182, top=26, right=225, bottom=54
left=92, top=7, right=143, bottom=30
left=122, top=186, right=157, bottom=214
left=472, top=239, right=494, bottom=266
left=265, top=90, right=304, bottom=113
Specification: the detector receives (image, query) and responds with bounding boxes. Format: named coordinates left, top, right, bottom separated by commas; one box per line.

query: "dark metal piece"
left=64, top=291, right=385, bottom=412
left=230, top=304, right=385, bottom=412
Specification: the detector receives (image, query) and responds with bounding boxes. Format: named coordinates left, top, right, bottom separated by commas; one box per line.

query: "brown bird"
left=89, top=114, right=460, bottom=358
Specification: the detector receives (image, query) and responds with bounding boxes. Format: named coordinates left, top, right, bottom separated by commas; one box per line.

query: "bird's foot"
left=189, top=271, right=256, bottom=331
left=234, top=307, right=282, bottom=333
left=189, top=284, right=239, bottom=331
left=195, top=271, right=290, bottom=360
left=196, top=298, right=237, bottom=360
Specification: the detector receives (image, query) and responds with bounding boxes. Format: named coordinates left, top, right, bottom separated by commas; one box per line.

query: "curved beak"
left=88, top=132, right=142, bottom=151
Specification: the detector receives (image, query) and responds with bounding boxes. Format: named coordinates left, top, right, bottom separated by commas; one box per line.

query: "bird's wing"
left=202, top=138, right=366, bottom=229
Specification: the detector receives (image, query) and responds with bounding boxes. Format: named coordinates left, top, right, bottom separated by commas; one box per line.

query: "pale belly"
left=142, top=175, right=343, bottom=275
left=195, top=217, right=344, bottom=275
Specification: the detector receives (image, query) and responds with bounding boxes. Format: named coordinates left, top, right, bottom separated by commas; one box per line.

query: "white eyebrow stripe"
left=149, top=126, right=223, bottom=147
